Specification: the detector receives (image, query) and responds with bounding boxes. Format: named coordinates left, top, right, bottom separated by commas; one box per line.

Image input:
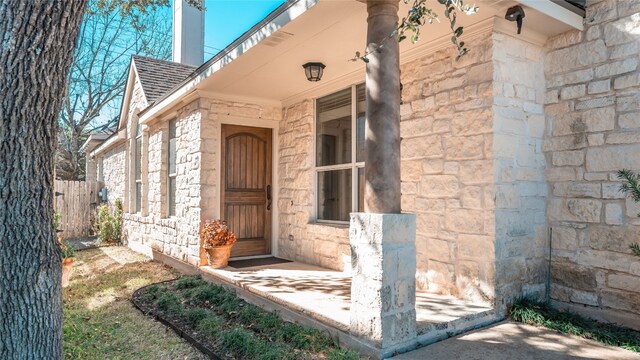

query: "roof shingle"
left=132, top=55, right=196, bottom=103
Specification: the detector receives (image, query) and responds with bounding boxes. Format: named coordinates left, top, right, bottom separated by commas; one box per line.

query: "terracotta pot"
left=62, top=258, right=75, bottom=288
left=205, top=244, right=233, bottom=268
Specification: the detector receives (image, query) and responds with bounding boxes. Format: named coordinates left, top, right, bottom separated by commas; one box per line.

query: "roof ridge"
left=132, top=55, right=197, bottom=69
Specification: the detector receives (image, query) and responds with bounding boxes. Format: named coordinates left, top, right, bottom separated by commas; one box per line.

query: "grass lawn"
left=63, top=246, right=207, bottom=359
left=511, top=299, right=640, bottom=353
left=134, top=277, right=361, bottom=360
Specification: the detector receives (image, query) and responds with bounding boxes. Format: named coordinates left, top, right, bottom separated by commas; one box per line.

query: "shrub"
left=175, top=276, right=206, bottom=290
left=155, top=292, right=182, bottom=314
left=95, top=198, right=123, bottom=244
left=58, top=238, right=76, bottom=259
left=617, top=169, right=640, bottom=258
left=54, top=211, right=61, bottom=234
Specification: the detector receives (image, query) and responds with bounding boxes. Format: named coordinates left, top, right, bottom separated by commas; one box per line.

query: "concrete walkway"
left=393, top=321, right=640, bottom=360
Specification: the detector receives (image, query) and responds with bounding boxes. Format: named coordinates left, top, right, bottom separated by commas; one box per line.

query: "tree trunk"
left=0, top=1, right=87, bottom=358
left=364, top=0, right=401, bottom=214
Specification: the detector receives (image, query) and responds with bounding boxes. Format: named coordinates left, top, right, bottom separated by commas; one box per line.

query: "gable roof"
left=131, top=55, right=197, bottom=103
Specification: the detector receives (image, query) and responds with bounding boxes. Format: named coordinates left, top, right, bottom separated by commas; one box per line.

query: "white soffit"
left=139, top=0, right=320, bottom=124
left=517, top=0, right=584, bottom=31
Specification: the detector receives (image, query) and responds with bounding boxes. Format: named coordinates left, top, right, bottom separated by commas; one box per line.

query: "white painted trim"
left=198, top=91, right=282, bottom=109
left=313, top=84, right=364, bottom=223
left=284, top=70, right=364, bottom=108
left=117, top=64, right=136, bottom=131
left=139, top=0, right=318, bottom=125
left=90, top=129, right=127, bottom=157
left=517, top=0, right=584, bottom=31
left=216, top=115, right=281, bottom=258
left=492, top=17, right=548, bottom=46
left=283, top=15, right=549, bottom=107
left=80, top=132, right=110, bottom=153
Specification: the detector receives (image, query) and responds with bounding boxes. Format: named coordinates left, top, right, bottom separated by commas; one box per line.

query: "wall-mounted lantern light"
left=505, top=5, right=525, bottom=34
left=302, top=62, right=326, bottom=82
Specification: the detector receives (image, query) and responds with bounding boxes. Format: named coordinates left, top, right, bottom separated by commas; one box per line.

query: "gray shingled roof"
left=132, top=55, right=196, bottom=103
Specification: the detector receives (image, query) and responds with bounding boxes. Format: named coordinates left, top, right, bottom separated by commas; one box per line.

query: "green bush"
left=617, top=169, right=640, bottom=258
left=95, top=198, right=123, bottom=244
left=54, top=211, right=61, bottom=234
left=155, top=293, right=182, bottom=314
left=175, top=276, right=206, bottom=290
left=511, top=298, right=640, bottom=352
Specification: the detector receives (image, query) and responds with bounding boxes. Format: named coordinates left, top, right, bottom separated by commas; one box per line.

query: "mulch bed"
left=131, top=277, right=361, bottom=360
left=132, top=280, right=221, bottom=359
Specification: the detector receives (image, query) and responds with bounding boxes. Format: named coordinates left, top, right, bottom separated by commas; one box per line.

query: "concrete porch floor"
left=200, top=260, right=498, bottom=344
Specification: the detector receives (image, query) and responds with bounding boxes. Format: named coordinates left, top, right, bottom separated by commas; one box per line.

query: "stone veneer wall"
left=118, top=97, right=281, bottom=266
left=544, top=0, right=640, bottom=322
left=121, top=100, right=203, bottom=265
left=278, top=100, right=351, bottom=271
left=101, top=143, right=126, bottom=205
left=492, top=32, right=548, bottom=308
left=399, top=36, right=496, bottom=303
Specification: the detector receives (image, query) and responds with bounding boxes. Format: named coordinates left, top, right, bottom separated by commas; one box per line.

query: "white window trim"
left=134, top=131, right=143, bottom=214
left=167, top=118, right=177, bottom=218
left=314, top=83, right=365, bottom=225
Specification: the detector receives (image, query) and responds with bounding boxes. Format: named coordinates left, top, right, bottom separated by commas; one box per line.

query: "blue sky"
left=202, top=0, right=285, bottom=58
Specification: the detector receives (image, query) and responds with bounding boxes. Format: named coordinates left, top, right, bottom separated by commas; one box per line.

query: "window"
left=134, top=126, right=142, bottom=213
left=315, top=84, right=365, bottom=222
left=167, top=119, right=177, bottom=217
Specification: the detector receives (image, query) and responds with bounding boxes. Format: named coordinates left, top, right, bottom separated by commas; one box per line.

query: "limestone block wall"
left=122, top=97, right=282, bottom=265
left=492, top=33, right=548, bottom=307
left=544, top=0, right=640, bottom=320
left=399, top=35, right=496, bottom=303
left=278, top=100, right=351, bottom=271
left=122, top=100, right=204, bottom=266
left=101, top=143, right=126, bottom=205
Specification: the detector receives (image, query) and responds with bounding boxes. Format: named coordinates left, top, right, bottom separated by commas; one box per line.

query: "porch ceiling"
left=190, top=0, right=581, bottom=106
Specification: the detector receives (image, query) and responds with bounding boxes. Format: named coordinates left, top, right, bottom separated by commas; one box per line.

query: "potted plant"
left=59, top=237, right=76, bottom=288
left=200, top=219, right=237, bottom=268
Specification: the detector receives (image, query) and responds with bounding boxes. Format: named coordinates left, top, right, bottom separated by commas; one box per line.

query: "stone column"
left=350, top=213, right=416, bottom=353
left=364, top=0, right=401, bottom=214
left=350, top=0, right=417, bottom=355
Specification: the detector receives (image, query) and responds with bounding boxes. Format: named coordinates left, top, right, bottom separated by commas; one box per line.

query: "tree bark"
left=0, top=1, right=87, bottom=358
left=364, top=0, right=401, bottom=214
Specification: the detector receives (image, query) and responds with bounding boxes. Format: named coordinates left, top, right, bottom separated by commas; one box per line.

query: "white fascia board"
left=139, top=0, right=319, bottom=124
left=117, top=63, right=138, bottom=131
left=517, top=0, right=584, bottom=31
left=90, top=129, right=127, bottom=158
left=80, top=133, right=110, bottom=153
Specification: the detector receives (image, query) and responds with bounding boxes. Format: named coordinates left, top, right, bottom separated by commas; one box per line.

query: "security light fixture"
left=505, top=5, right=525, bottom=34
left=303, top=62, right=326, bottom=82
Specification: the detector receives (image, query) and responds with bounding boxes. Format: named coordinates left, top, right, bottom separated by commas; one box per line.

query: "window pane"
left=135, top=137, right=142, bottom=181
left=135, top=182, right=142, bottom=213
left=169, top=118, right=177, bottom=138
left=356, top=83, right=366, bottom=163
left=357, top=167, right=365, bottom=212
left=168, top=138, right=176, bottom=175
left=316, top=88, right=352, bottom=166
left=168, top=176, right=176, bottom=216
left=317, top=169, right=352, bottom=221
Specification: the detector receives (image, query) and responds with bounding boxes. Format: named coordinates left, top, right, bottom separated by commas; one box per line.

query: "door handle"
left=266, top=185, right=272, bottom=211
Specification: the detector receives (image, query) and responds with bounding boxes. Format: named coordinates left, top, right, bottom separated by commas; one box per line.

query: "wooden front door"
left=221, top=125, right=272, bottom=258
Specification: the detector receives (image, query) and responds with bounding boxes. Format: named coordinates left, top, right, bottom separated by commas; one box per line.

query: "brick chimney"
left=172, top=0, right=204, bottom=66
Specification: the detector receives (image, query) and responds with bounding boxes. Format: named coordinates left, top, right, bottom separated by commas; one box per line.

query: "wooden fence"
left=54, top=180, right=100, bottom=239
